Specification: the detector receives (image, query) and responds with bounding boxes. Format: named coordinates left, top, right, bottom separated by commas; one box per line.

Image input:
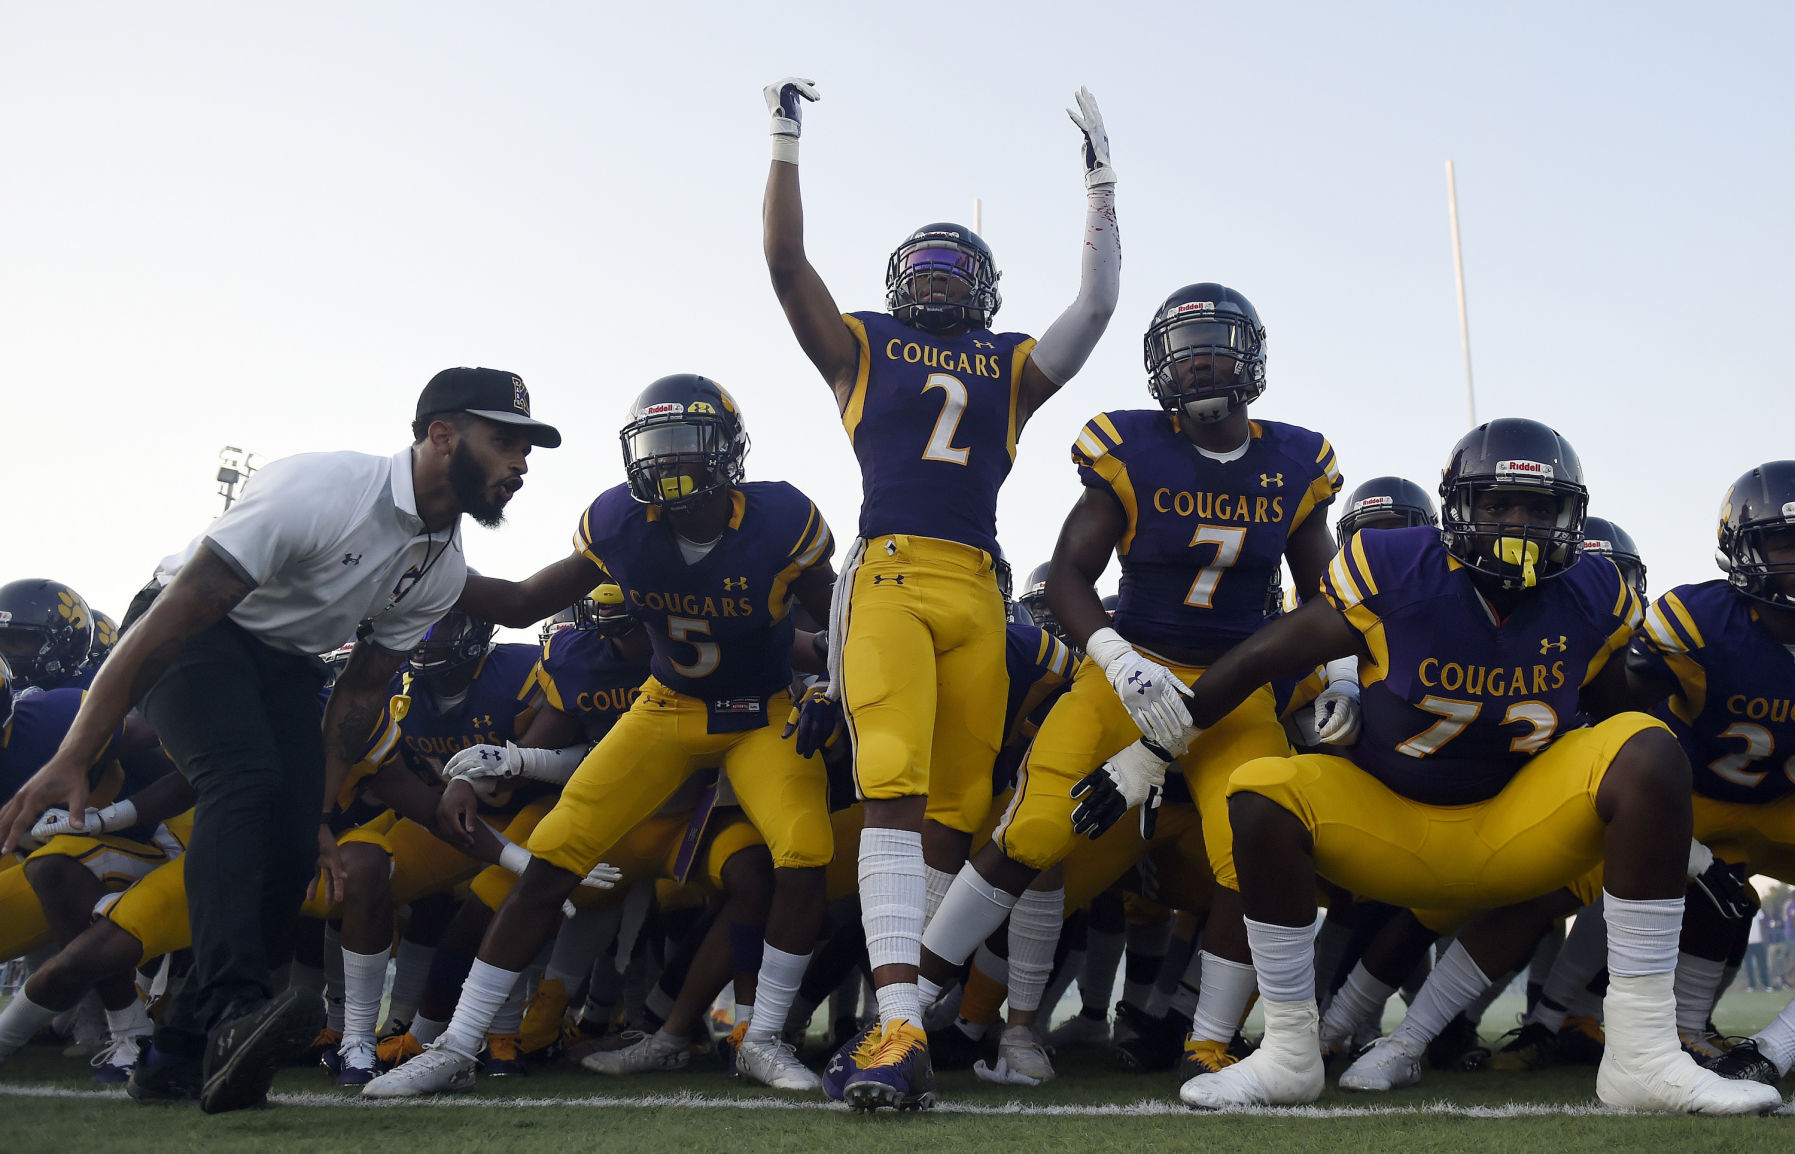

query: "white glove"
left=442, top=742, right=521, bottom=785
left=30, top=799, right=137, bottom=842
left=764, top=76, right=820, bottom=163
left=1070, top=739, right=1175, bottom=840
left=498, top=841, right=622, bottom=890
left=1085, top=627, right=1192, bottom=749
left=974, top=1055, right=1049, bottom=1087
left=1066, top=86, right=1116, bottom=188
left=1314, top=657, right=1362, bottom=746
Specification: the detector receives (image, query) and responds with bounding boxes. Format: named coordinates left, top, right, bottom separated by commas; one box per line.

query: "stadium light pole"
left=216, top=445, right=262, bottom=512
left=1446, top=160, right=1477, bottom=428
left=973, top=197, right=981, bottom=234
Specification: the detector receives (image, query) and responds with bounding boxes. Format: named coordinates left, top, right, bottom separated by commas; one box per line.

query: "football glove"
left=443, top=742, right=521, bottom=785
left=29, top=799, right=137, bottom=842
left=1688, top=840, right=1756, bottom=920
left=1314, top=657, right=1362, bottom=746
left=1085, top=627, right=1193, bottom=750
left=1070, top=739, right=1173, bottom=840
left=781, top=681, right=843, bottom=758
left=764, top=76, right=819, bottom=163
left=1066, top=86, right=1115, bottom=188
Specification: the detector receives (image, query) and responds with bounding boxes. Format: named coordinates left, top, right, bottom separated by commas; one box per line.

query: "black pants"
left=141, top=617, right=328, bottom=1057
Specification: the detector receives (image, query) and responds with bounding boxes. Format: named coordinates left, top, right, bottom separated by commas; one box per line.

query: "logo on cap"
left=511, top=376, right=530, bottom=415
left=1494, top=459, right=1553, bottom=480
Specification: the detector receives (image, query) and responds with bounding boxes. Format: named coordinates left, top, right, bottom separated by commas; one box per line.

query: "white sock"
left=387, top=939, right=434, bottom=1027
left=1189, top=951, right=1258, bottom=1040
left=340, top=947, right=390, bottom=1049
left=546, top=906, right=620, bottom=988
left=1144, top=931, right=1195, bottom=1017
left=1082, top=928, right=1125, bottom=1016
left=491, top=965, right=536, bottom=1035
left=1603, top=891, right=1682, bottom=977
left=440, top=960, right=520, bottom=1058
left=1390, top=941, right=1490, bottom=1048
left=104, top=998, right=152, bottom=1041
left=1752, top=998, right=1795, bottom=1076
left=1673, top=952, right=1726, bottom=1034
left=746, top=945, right=810, bottom=1044
left=1006, top=886, right=1063, bottom=1014
left=0, top=990, right=57, bottom=1057
left=1325, top=963, right=1396, bottom=1037
left=1537, top=902, right=1607, bottom=1027
left=1528, top=994, right=1569, bottom=1034
left=411, top=1013, right=447, bottom=1045
left=920, top=861, right=1020, bottom=967
left=924, top=866, right=956, bottom=926
left=859, top=827, right=927, bottom=1012
left=1245, top=918, right=1321, bottom=1010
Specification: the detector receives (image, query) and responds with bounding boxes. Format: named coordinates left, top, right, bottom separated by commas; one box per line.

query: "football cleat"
left=376, top=1030, right=423, bottom=1071
left=1596, top=972, right=1781, bottom=1115
left=90, top=1033, right=145, bottom=1083
left=480, top=1032, right=528, bottom=1077
left=307, top=1026, right=344, bottom=1072
left=735, top=1036, right=824, bottom=1091
left=927, top=1021, right=988, bottom=1072
left=1679, top=1029, right=1731, bottom=1063
left=971, top=1024, right=1054, bottom=1086
left=842, top=1021, right=936, bottom=1112
left=1426, top=1012, right=1490, bottom=1071
left=1110, top=1000, right=1154, bottom=1050
left=201, top=987, right=328, bottom=1114
left=518, top=978, right=571, bottom=1061
left=563, top=1019, right=628, bottom=1063
left=1555, top=1016, right=1604, bottom=1066
left=822, top=1022, right=881, bottom=1101
left=1338, top=1034, right=1425, bottom=1092
left=337, top=1039, right=378, bottom=1087
left=1180, top=999, right=1324, bottom=1109
left=361, top=1043, right=478, bottom=1098
left=125, top=1041, right=202, bottom=1102
left=1705, top=1038, right=1782, bottom=1086
left=1487, top=1022, right=1558, bottom=1072
left=1111, top=1009, right=1185, bottom=1073
left=578, top=1029, right=689, bottom=1076
left=1179, top=1035, right=1240, bottom=1082
left=1047, top=1009, right=1112, bottom=1049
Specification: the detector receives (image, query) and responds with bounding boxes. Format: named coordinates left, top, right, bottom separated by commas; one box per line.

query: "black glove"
left=1691, top=858, right=1756, bottom=920
left=781, top=683, right=842, bottom=759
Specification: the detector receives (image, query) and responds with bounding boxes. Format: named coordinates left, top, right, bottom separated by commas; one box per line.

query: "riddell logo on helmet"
left=1583, top=540, right=1613, bottom=553
left=643, top=403, right=685, bottom=417
left=1175, top=302, right=1216, bottom=314
left=1495, top=459, right=1553, bottom=480
left=1354, top=496, right=1395, bottom=512
left=1782, top=501, right=1795, bottom=519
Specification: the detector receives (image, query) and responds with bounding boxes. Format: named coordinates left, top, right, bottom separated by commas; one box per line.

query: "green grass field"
left=6, top=989, right=1795, bottom=1152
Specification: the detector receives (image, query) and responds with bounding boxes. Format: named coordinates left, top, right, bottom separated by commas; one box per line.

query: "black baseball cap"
left=417, top=367, right=562, bottom=448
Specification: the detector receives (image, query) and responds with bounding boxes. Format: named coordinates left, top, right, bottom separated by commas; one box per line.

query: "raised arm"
left=0, top=544, right=251, bottom=851
left=1017, top=87, right=1121, bottom=428
left=761, top=78, right=860, bottom=402
left=453, top=551, right=602, bottom=629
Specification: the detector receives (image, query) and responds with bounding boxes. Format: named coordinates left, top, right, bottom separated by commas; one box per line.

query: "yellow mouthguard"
left=590, top=583, right=624, bottom=605
left=1496, top=537, right=1540, bottom=587
left=658, top=475, right=695, bottom=500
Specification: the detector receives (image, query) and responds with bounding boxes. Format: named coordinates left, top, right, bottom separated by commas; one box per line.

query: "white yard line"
left=5, top=1082, right=1783, bottom=1117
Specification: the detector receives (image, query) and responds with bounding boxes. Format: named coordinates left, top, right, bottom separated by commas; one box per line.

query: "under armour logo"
left=472, top=714, right=493, bottom=729
left=872, top=574, right=906, bottom=585
left=1260, top=473, right=1284, bottom=488
left=973, top=339, right=996, bottom=349
left=1540, top=635, right=1568, bottom=654
left=1125, top=670, right=1153, bottom=695
left=723, top=577, right=749, bottom=591
left=342, top=553, right=363, bottom=565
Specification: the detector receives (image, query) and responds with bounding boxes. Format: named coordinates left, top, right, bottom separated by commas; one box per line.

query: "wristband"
left=771, top=134, right=799, bottom=165
left=500, top=842, right=531, bottom=876
left=1084, top=626, right=1133, bottom=670
left=95, top=799, right=137, bottom=832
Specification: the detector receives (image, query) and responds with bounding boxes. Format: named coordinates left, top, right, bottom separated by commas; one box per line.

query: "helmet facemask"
left=572, top=584, right=640, bottom=639
left=1441, top=482, right=1587, bottom=590
left=1722, top=523, right=1795, bottom=609
left=621, top=411, right=748, bottom=510
left=885, top=239, right=1001, bottom=332
left=1144, top=310, right=1266, bottom=423
left=407, top=612, right=496, bottom=696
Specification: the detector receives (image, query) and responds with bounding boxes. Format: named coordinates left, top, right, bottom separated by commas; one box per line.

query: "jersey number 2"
left=921, top=374, right=972, bottom=465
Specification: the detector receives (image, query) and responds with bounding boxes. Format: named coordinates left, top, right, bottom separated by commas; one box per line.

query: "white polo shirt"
left=157, top=447, right=467, bottom=655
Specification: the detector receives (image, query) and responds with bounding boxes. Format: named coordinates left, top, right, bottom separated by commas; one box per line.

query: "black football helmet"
left=1101, top=593, right=1120, bottom=617
left=1017, top=562, right=1059, bottom=639
left=885, top=223, right=1001, bottom=333
left=621, top=375, right=749, bottom=510
left=1717, top=461, right=1795, bottom=609
left=1337, top=476, right=1439, bottom=546
left=573, top=583, right=639, bottom=638
left=407, top=611, right=496, bottom=690
left=0, top=579, right=95, bottom=689
left=1143, top=283, right=1266, bottom=424
left=85, top=610, right=119, bottom=669
left=1438, top=419, right=1588, bottom=590
left=1581, top=516, right=1647, bottom=596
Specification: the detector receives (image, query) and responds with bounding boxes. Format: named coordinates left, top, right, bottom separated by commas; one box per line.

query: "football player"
left=1335, top=476, right=1438, bottom=544
left=916, top=282, right=1345, bottom=1089
left=1017, top=564, right=1064, bottom=641
left=1154, top=418, right=1776, bottom=1114
left=0, top=580, right=98, bottom=693
left=762, top=76, right=1121, bottom=1110
left=1583, top=516, right=1647, bottom=596
left=364, top=375, right=838, bottom=1098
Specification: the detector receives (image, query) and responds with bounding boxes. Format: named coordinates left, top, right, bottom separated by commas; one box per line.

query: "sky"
left=6, top=1, right=1792, bottom=633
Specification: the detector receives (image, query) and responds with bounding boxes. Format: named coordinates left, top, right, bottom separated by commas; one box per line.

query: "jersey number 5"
left=921, top=374, right=972, bottom=466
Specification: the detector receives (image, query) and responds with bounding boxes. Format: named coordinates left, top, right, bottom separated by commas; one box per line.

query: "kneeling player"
left=1142, top=418, right=1778, bottom=1114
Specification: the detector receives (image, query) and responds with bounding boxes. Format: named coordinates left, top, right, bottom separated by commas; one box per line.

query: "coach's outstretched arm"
left=1015, top=87, right=1121, bottom=427
left=0, top=546, right=251, bottom=852
left=454, top=552, right=601, bottom=629
left=762, top=77, right=860, bottom=403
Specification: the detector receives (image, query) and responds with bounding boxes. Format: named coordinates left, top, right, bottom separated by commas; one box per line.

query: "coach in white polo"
left=0, top=366, right=559, bottom=1113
